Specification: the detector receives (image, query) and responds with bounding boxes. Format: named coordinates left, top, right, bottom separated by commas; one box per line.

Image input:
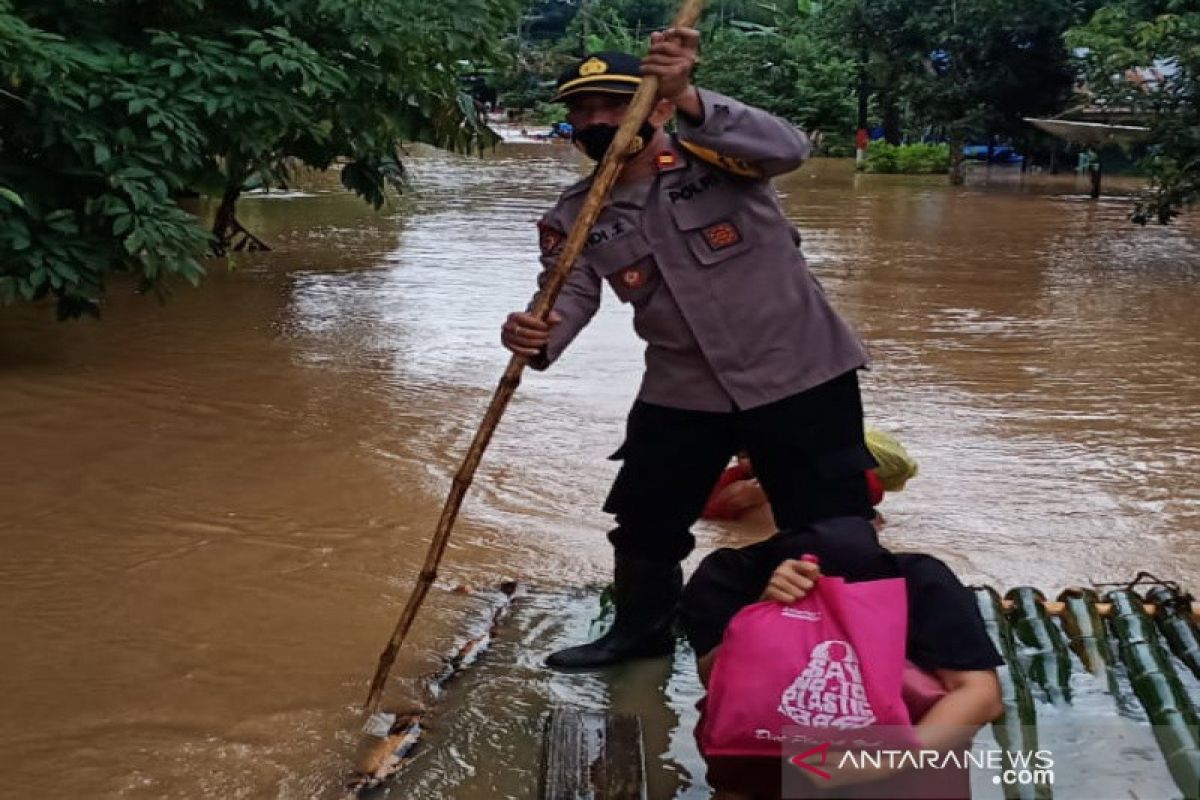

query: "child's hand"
left=761, top=558, right=821, bottom=603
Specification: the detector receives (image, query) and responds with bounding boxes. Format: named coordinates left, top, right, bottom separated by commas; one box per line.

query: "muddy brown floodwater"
left=1, top=146, right=1198, bottom=799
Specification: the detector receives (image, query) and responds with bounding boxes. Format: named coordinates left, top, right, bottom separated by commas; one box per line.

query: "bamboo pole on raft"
left=362, top=0, right=710, bottom=718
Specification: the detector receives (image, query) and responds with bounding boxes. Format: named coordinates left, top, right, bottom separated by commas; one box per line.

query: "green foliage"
left=0, top=0, right=521, bottom=318
left=1068, top=1, right=1200, bottom=222
left=568, top=1, right=643, bottom=54
left=0, top=7, right=210, bottom=317
left=696, top=17, right=858, bottom=135
left=505, top=0, right=856, bottom=136
left=590, top=581, right=615, bottom=636
left=503, top=0, right=1091, bottom=169
left=530, top=101, right=564, bottom=125
left=860, top=141, right=950, bottom=173
left=919, top=0, right=1081, bottom=140
left=825, top=0, right=1086, bottom=146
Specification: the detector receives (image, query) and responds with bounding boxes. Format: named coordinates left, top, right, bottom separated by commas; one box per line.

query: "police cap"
left=551, top=52, right=642, bottom=103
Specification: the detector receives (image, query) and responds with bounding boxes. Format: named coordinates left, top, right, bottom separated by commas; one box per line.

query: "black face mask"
left=572, top=121, right=656, bottom=162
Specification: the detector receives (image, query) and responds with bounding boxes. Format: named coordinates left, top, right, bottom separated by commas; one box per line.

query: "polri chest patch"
left=703, top=220, right=742, bottom=251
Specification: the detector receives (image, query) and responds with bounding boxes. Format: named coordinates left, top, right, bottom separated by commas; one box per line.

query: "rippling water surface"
left=1, top=146, right=1197, bottom=798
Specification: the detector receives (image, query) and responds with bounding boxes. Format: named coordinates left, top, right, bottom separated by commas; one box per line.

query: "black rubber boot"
left=545, top=554, right=683, bottom=669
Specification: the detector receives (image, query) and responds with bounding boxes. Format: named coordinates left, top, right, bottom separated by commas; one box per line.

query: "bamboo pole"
left=1146, top=585, right=1200, bottom=681
left=1005, top=586, right=1072, bottom=704
left=1055, top=588, right=1116, bottom=682
left=1105, top=590, right=1200, bottom=797
left=972, top=587, right=1043, bottom=800
left=362, top=0, right=708, bottom=718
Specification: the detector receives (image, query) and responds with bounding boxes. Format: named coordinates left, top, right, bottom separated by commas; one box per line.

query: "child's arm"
left=914, top=668, right=1003, bottom=749
left=698, top=558, right=822, bottom=686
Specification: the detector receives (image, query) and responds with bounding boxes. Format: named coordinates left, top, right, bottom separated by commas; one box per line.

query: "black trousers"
left=603, top=370, right=875, bottom=564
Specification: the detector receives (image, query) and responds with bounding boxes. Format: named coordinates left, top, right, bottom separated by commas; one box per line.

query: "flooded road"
left=1, top=146, right=1198, bottom=799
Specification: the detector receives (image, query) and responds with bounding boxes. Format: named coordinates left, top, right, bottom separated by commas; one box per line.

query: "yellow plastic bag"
left=865, top=427, right=918, bottom=492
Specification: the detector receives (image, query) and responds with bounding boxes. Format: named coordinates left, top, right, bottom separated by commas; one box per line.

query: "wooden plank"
left=541, top=708, right=598, bottom=799
left=540, top=708, right=647, bottom=800
left=603, top=712, right=648, bottom=800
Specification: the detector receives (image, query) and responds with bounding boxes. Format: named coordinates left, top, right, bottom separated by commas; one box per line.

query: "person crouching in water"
left=681, top=517, right=1004, bottom=798
left=702, top=427, right=919, bottom=531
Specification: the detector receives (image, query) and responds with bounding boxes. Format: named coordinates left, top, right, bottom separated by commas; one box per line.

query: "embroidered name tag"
left=586, top=219, right=627, bottom=248
left=703, top=221, right=742, bottom=250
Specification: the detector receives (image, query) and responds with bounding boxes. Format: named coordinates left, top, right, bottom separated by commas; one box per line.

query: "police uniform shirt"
left=529, top=88, right=870, bottom=413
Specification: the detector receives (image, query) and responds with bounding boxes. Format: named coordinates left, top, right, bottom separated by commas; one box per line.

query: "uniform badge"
left=703, top=221, right=742, bottom=251
left=618, top=266, right=646, bottom=289
left=655, top=151, right=678, bottom=170
left=579, top=57, right=608, bottom=77
left=538, top=221, right=565, bottom=257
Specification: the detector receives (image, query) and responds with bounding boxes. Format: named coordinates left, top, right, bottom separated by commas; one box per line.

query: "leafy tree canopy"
left=0, top=0, right=521, bottom=318
left=1068, top=0, right=1200, bottom=222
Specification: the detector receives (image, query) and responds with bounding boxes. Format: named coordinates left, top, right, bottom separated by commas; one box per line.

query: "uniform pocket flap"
left=673, top=208, right=753, bottom=267
left=667, top=193, right=736, bottom=231
left=584, top=231, right=653, bottom=277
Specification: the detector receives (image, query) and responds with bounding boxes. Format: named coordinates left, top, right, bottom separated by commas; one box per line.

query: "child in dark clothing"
left=682, top=516, right=1004, bottom=799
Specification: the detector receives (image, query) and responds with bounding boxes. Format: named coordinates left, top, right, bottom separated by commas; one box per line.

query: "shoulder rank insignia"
left=678, top=140, right=764, bottom=179
left=655, top=151, right=679, bottom=170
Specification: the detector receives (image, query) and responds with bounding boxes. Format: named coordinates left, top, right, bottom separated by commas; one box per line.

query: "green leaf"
left=51, top=262, right=79, bottom=282
left=125, top=230, right=145, bottom=253
left=0, top=187, right=23, bottom=208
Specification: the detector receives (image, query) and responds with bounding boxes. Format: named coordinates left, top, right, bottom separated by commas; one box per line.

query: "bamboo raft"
left=346, top=576, right=1200, bottom=799
left=976, top=575, right=1200, bottom=800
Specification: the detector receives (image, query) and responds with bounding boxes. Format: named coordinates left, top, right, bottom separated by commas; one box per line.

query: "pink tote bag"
left=698, top=572, right=916, bottom=758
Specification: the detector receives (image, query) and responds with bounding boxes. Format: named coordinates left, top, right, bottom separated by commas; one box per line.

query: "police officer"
left=501, top=29, right=875, bottom=669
